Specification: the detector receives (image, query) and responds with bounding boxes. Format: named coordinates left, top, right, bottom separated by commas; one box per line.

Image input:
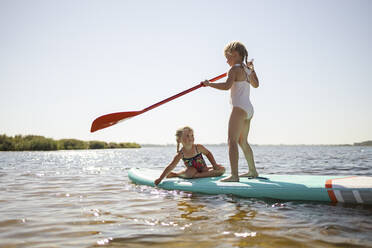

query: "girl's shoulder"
left=195, top=144, right=207, bottom=152
left=229, top=65, right=249, bottom=82
left=228, top=65, right=242, bottom=74
left=228, top=66, right=245, bottom=77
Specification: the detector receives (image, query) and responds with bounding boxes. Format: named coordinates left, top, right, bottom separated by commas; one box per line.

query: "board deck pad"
left=128, top=168, right=372, bottom=204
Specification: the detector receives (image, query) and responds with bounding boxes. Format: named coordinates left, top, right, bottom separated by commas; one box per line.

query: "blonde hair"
left=224, top=41, right=249, bottom=65
left=175, top=126, right=193, bottom=152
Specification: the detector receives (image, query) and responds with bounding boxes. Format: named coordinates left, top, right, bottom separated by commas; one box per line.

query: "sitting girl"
left=154, top=126, right=225, bottom=185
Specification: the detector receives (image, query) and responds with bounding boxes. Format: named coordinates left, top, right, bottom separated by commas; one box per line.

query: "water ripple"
left=0, top=146, right=371, bottom=247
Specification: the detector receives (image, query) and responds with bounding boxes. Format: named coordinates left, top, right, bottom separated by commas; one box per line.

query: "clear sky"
left=1, top=0, right=371, bottom=145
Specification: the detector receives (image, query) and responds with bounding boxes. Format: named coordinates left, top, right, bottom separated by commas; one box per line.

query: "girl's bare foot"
left=220, top=175, right=240, bottom=182
left=239, top=171, right=259, bottom=178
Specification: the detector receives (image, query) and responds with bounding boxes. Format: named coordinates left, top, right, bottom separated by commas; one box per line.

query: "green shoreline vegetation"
left=353, top=141, right=372, bottom=146
left=0, top=134, right=140, bottom=151
left=0, top=134, right=370, bottom=151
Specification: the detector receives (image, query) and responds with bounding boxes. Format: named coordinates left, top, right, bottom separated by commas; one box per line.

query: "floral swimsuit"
left=181, top=145, right=207, bottom=173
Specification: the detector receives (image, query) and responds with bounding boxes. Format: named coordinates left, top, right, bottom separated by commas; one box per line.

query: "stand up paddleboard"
left=128, top=168, right=372, bottom=204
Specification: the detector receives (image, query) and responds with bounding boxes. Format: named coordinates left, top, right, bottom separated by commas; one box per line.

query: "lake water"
left=1, top=146, right=372, bottom=247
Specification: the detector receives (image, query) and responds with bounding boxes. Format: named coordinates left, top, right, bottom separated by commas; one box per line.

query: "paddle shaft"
left=142, top=73, right=227, bottom=113
left=90, top=72, right=227, bottom=132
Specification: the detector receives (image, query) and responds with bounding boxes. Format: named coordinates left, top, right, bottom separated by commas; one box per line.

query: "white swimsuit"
left=230, top=64, right=254, bottom=119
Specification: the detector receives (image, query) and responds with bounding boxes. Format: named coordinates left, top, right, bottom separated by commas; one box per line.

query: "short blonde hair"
left=175, top=126, right=193, bottom=152
left=224, top=41, right=249, bottom=65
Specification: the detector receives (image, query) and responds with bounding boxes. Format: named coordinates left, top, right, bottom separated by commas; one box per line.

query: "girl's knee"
left=238, top=139, right=248, bottom=148
left=228, top=137, right=239, bottom=147
left=217, top=167, right=226, bottom=175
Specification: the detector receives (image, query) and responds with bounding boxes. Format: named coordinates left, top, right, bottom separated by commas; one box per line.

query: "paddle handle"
left=142, top=73, right=227, bottom=113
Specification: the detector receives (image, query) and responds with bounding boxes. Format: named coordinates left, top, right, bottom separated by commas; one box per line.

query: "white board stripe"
left=331, top=176, right=372, bottom=189
left=352, top=190, right=363, bottom=203
left=334, top=190, right=344, bottom=203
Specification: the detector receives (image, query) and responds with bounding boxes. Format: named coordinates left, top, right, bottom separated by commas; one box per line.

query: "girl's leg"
left=166, top=170, right=186, bottom=178
left=179, top=167, right=198, bottom=179
left=238, top=119, right=258, bottom=177
left=192, top=166, right=225, bottom=178
left=221, top=107, right=246, bottom=182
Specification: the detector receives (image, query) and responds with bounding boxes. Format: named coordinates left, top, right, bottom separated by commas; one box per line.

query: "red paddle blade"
left=90, top=111, right=142, bottom=132
left=90, top=73, right=227, bottom=133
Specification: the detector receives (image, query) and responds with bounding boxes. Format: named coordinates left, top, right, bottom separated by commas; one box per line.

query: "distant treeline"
left=354, top=141, right=372, bottom=146
left=0, top=134, right=141, bottom=151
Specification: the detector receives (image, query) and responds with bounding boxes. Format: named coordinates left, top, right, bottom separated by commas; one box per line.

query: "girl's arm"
left=246, top=61, right=259, bottom=88
left=248, top=70, right=259, bottom=88
left=155, top=153, right=182, bottom=185
left=203, top=68, right=236, bottom=90
left=197, top=144, right=220, bottom=170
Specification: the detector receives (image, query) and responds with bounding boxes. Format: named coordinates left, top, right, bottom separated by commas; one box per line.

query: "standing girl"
left=154, top=126, right=225, bottom=185
left=203, top=41, right=259, bottom=182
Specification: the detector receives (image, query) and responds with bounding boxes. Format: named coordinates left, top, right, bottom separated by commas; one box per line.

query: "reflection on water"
left=0, top=146, right=372, bottom=247
left=178, top=200, right=209, bottom=221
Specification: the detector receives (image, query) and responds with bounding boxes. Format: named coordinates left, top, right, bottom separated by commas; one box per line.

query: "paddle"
left=90, top=73, right=227, bottom=132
